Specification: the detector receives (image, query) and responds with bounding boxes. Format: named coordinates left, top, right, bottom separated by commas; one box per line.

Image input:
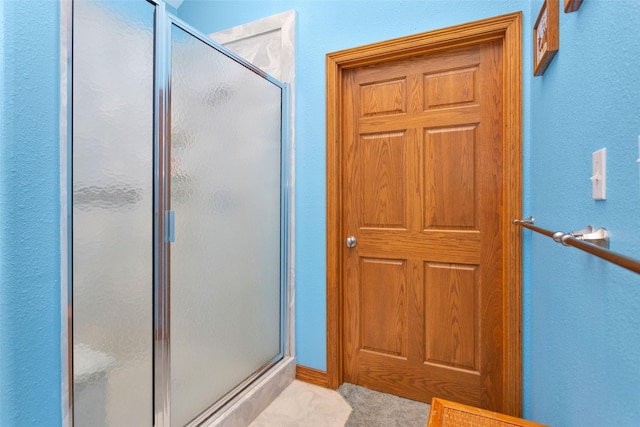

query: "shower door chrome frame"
left=154, top=2, right=171, bottom=426
left=60, top=0, right=72, bottom=425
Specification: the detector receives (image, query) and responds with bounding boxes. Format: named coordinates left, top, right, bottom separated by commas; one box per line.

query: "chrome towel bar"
left=513, top=216, right=640, bottom=275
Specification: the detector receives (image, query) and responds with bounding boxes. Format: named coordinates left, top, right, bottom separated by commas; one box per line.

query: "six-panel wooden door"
left=342, top=40, right=506, bottom=410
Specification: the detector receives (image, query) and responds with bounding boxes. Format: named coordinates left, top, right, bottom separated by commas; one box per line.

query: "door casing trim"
left=325, top=12, right=523, bottom=416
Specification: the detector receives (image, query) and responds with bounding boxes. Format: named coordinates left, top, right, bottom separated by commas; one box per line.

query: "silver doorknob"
left=346, top=236, right=357, bottom=248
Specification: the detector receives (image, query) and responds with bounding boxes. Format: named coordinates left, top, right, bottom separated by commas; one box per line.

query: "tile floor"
left=248, top=380, right=351, bottom=427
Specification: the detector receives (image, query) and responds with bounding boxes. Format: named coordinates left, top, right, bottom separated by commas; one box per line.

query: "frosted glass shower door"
left=72, top=0, right=155, bottom=425
left=169, top=24, right=285, bottom=426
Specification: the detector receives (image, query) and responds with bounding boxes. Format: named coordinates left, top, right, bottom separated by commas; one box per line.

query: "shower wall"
left=72, top=1, right=154, bottom=425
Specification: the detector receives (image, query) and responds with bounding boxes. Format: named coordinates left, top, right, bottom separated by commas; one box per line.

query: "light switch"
left=591, top=148, right=606, bottom=200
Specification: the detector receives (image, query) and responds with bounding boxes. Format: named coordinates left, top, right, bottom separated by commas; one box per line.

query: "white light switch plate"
left=592, top=148, right=606, bottom=200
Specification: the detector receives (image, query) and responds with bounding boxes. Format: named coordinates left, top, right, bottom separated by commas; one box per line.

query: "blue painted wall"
left=179, top=0, right=530, bottom=373
left=2, top=1, right=639, bottom=426
left=528, top=1, right=640, bottom=426
left=0, top=1, right=62, bottom=426
left=180, top=1, right=640, bottom=426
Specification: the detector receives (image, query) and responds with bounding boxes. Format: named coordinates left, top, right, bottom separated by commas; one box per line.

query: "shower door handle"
left=166, top=210, right=175, bottom=243
left=346, top=236, right=357, bottom=248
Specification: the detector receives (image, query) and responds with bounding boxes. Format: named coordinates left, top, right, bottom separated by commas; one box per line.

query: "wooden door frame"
left=326, top=12, right=523, bottom=416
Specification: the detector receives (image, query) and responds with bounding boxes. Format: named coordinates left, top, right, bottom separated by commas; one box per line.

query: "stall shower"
left=68, top=0, right=292, bottom=425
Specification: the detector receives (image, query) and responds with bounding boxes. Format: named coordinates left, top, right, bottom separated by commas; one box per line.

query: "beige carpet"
left=338, top=383, right=430, bottom=427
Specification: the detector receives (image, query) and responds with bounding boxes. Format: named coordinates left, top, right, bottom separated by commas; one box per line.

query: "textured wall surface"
left=0, top=1, right=62, bottom=426
left=528, top=1, right=640, bottom=426
left=181, top=1, right=640, bottom=426
left=179, top=0, right=530, bottom=373
left=4, top=1, right=639, bottom=426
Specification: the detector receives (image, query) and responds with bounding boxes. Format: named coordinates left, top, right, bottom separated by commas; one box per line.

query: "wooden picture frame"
left=533, top=0, right=559, bottom=76
left=564, top=0, right=583, bottom=13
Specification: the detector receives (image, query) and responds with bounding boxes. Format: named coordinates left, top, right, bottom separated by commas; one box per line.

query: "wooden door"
left=340, top=41, right=509, bottom=411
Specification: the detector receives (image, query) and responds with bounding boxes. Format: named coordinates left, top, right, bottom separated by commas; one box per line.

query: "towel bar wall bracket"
left=513, top=216, right=640, bottom=275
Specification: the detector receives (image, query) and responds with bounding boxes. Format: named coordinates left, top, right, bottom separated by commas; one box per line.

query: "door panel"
left=361, top=133, right=407, bottom=228
left=343, top=41, right=506, bottom=410
left=424, top=68, right=477, bottom=108
left=169, top=24, right=283, bottom=426
left=360, top=79, right=407, bottom=117
left=360, top=258, right=408, bottom=357
left=424, top=126, right=477, bottom=229
left=424, top=262, right=478, bottom=371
